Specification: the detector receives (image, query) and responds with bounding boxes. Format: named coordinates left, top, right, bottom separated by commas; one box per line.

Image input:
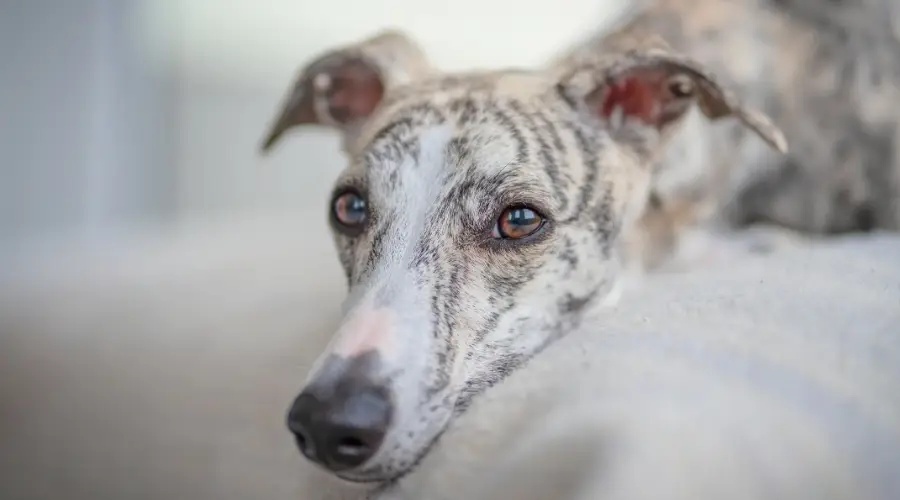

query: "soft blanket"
left=1, top=219, right=898, bottom=500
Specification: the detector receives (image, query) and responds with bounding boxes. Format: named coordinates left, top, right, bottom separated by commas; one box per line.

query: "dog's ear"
left=260, top=30, right=433, bottom=153
left=555, top=40, right=787, bottom=159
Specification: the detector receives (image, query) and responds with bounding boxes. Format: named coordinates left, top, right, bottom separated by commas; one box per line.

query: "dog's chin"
left=333, top=468, right=395, bottom=484
left=333, top=407, right=458, bottom=485
left=330, top=450, right=422, bottom=484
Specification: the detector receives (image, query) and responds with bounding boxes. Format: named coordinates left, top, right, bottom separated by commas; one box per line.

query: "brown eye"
left=332, top=191, right=367, bottom=229
left=494, top=205, right=545, bottom=240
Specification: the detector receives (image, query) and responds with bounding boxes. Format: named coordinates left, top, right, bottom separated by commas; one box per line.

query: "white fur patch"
left=396, top=125, right=454, bottom=247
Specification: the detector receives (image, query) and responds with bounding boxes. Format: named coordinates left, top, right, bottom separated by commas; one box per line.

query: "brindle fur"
left=261, top=26, right=784, bottom=482
left=563, top=0, right=900, bottom=269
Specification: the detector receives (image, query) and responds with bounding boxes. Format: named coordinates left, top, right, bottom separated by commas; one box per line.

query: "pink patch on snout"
left=332, top=309, right=396, bottom=358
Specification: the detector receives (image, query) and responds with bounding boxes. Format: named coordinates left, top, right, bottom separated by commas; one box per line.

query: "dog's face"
left=261, top=31, right=785, bottom=483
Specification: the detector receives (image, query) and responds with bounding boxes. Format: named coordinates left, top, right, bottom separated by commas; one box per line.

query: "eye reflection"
left=493, top=205, right=545, bottom=240
left=332, top=191, right=367, bottom=229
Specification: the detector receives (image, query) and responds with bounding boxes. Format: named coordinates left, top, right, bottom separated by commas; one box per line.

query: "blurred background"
left=0, top=0, right=625, bottom=251
left=0, top=1, right=626, bottom=499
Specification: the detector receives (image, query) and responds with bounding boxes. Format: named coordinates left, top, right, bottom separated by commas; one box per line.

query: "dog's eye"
left=493, top=205, right=545, bottom=240
left=332, top=190, right=367, bottom=229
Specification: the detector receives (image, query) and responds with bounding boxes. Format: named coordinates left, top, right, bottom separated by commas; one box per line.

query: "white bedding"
left=1, top=219, right=898, bottom=500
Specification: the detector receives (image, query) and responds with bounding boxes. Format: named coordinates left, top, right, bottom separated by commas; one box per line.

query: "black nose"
left=286, top=383, right=392, bottom=471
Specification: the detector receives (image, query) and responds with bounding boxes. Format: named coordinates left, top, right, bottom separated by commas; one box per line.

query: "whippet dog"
left=260, top=26, right=786, bottom=482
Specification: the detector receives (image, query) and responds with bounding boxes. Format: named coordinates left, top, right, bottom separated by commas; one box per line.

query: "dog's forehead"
left=354, top=121, right=530, bottom=215
left=353, top=70, right=556, bottom=149
left=390, top=70, right=555, bottom=107
left=345, top=71, right=560, bottom=184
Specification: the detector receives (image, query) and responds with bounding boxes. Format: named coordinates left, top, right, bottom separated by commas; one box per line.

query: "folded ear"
left=555, top=43, right=788, bottom=159
left=260, top=30, right=433, bottom=153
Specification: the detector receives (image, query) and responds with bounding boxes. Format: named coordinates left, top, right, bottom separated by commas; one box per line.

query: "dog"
left=562, top=0, right=900, bottom=271
left=259, top=27, right=786, bottom=484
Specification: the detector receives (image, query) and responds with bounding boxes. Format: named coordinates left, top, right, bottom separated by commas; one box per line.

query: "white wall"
left=151, top=0, right=626, bottom=89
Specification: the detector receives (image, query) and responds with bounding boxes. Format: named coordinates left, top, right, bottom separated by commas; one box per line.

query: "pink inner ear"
left=599, top=68, right=674, bottom=128
left=325, top=62, right=386, bottom=124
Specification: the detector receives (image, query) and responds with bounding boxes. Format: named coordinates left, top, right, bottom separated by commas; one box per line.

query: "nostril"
left=335, top=436, right=371, bottom=458
left=324, top=430, right=382, bottom=469
left=287, top=415, right=306, bottom=439
left=286, top=394, right=318, bottom=460
left=289, top=422, right=315, bottom=460
left=294, top=429, right=308, bottom=451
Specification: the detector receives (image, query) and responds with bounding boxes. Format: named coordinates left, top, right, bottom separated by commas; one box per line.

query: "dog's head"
left=261, top=31, right=785, bottom=482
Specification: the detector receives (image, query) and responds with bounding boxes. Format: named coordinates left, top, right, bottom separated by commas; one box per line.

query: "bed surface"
left=1, top=220, right=898, bottom=500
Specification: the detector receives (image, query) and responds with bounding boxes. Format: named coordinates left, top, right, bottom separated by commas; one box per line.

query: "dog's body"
left=259, top=0, right=897, bottom=494
left=571, top=0, right=900, bottom=270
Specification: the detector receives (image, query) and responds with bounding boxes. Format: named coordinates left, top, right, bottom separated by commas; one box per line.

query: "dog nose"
left=286, top=384, right=392, bottom=471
